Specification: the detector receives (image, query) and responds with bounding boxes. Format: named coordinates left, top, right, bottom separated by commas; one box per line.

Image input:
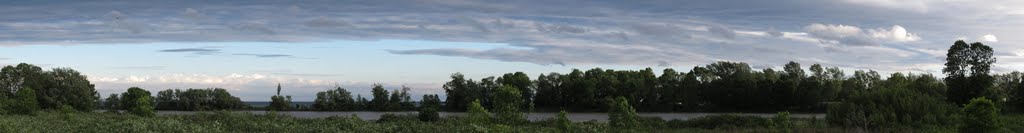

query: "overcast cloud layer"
left=2, top=0, right=1024, bottom=100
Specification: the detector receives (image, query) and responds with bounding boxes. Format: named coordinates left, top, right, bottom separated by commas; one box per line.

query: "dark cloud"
left=304, top=17, right=351, bottom=28
left=158, top=47, right=221, bottom=55
left=232, top=53, right=294, bottom=58
left=707, top=25, right=736, bottom=39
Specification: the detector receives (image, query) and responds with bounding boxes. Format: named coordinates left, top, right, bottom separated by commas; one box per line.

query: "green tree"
left=40, top=67, right=99, bottom=111
left=369, top=84, right=390, bottom=111
left=129, top=95, right=155, bottom=117
left=466, top=99, right=491, bottom=125
left=313, top=87, right=355, bottom=111
left=945, top=40, right=996, bottom=105
left=269, top=83, right=293, bottom=111
left=104, top=94, right=120, bottom=112
left=608, top=96, right=638, bottom=128
left=0, top=63, right=45, bottom=99
left=120, top=87, right=151, bottom=110
left=555, top=110, right=572, bottom=131
left=419, top=94, right=442, bottom=122
left=492, top=85, right=524, bottom=123
left=960, top=97, right=999, bottom=133
left=8, top=87, right=38, bottom=115
left=498, top=72, right=532, bottom=110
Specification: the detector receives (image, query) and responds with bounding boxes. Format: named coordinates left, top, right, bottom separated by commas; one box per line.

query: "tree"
left=960, top=97, right=999, bottom=133
left=129, top=95, right=155, bottom=117
left=313, top=87, right=355, bottom=111
left=40, top=67, right=99, bottom=111
left=419, top=94, right=441, bottom=122
left=369, top=84, right=390, bottom=111
left=555, top=110, right=572, bottom=131
left=945, top=40, right=996, bottom=105
left=120, top=87, right=151, bottom=110
left=498, top=72, right=532, bottom=110
left=269, top=83, right=293, bottom=111
left=104, top=94, right=120, bottom=112
left=492, top=85, right=524, bottom=123
left=443, top=73, right=473, bottom=111
left=466, top=99, right=491, bottom=125
left=8, top=87, right=38, bottom=115
left=608, top=96, right=638, bottom=128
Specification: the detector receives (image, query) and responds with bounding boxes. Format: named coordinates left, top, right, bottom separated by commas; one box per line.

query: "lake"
left=152, top=111, right=826, bottom=122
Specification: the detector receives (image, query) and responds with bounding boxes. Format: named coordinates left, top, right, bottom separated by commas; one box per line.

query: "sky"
left=1, top=0, right=1023, bottom=101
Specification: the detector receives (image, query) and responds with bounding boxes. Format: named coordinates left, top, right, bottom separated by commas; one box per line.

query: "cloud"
left=983, top=34, right=998, bottom=42
left=232, top=53, right=295, bottom=58
left=803, top=23, right=920, bottom=46
left=304, top=16, right=352, bottom=28
left=707, top=25, right=737, bottom=39
left=157, top=47, right=221, bottom=55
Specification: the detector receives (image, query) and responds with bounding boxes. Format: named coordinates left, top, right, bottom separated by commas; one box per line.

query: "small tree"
left=9, top=87, right=38, bottom=115
left=960, top=97, right=999, bottom=133
left=492, top=85, right=524, bottom=123
left=555, top=110, right=572, bottom=131
left=129, top=95, right=155, bottom=117
left=608, top=96, right=639, bottom=128
left=104, top=94, right=120, bottom=112
left=466, top=99, right=491, bottom=125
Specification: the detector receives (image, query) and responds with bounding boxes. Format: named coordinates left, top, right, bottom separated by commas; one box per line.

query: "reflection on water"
left=151, top=111, right=825, bottom=122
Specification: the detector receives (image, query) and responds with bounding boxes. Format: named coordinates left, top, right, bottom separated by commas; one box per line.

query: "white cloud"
left=803, top=23, right=920, bottom=46
left=983, top=34, right=998, bottom=42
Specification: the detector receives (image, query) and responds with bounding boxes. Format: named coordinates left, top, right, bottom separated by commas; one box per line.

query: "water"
left=152, top=111, right=825, bottom=122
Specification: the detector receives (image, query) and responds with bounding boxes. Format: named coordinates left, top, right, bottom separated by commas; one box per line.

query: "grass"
left=0, top=111, right=1020, bottom=132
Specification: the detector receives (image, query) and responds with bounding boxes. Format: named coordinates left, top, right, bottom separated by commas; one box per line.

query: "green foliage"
left=827, top=85, right=955, bottom=130
left=8, top=87, right=38, bottom=115
left=668, top=115, right=771, bottom=129
left=153, top=88, right=247, bottom=111
left=945, top=40, right=997, bottom=106
left=369, top=84, right=390, bottom=111
left=493, top=85, right=524, bottom=123
left=104, top=94, right=120, bottom=111
left=960, top=97, right=999, bottom=133
left=312, top=87, right=355, bottom=111
left=120, top=87, right=151, bottom=110
left=554, top=110, right=572, bottom=131
left=129, top=96, right=155, bottom=117
left=772, top=112, right=792, bottom=133
left=608, top=97, right=638, bottom=129
left=418, top=94, right=442, bottom=122
left=268, top=95, right=292, bottom=111
left=466, top=99, right=491, bottom=125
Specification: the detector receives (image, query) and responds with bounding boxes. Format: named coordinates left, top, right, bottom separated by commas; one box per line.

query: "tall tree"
left=944, top=40, right=996, bottom=105
left=120, top=87, right=151, bottom=110
left=369, top=84, right=390, bottom=111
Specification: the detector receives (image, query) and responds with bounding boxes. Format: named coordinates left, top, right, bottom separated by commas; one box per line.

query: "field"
left=3, top=111, right=1021, bottom=133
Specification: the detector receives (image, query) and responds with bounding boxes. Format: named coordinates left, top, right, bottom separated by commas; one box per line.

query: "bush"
left=492, top=85, right=524, bottom=124
left=772, top=112, right=792, bottom=133
left=129, top=96, right=155, bottom=117
left=608, top=97, right=638, bottom=129
left=377, top=113, right=418, bottom=123
left=669, top=115, right=771, bottom=129
left=466, top=99, right=491, bottom=125
left=8, top=88, right=39, bottom=115
left=827, top=88, right=955, bottom=129
left=418, top=108, right=440, bottom=122
left=960, top=97, right=999, bottom=133
left=554, top=110, right=571, bottom=130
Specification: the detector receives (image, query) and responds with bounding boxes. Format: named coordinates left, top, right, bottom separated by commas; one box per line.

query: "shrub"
left=129, top=96, right=155, bottom=117
left=827, top=88, right=955, bottom=129
left=8, top=88, right=39, bottom=115
left=418, top=108, right=440, bottom=122
left=554, top=110, right=571, bottom=130
left=377, top=113, right=418, bottom=123
left=670, top=115, right=771, bottom=129
left=492, top=85, right=524, bottom=124
left=960, top=97, right=999, bottom=133
left=466, top=99, right=491, bottom=125
left=608, top=97, right=638, bottom=129
left=772, top=112, right=792, bottom=133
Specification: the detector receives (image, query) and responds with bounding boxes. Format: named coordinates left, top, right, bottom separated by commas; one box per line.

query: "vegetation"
left=961, top=97, right=1000, bottom=133
left=1, top=40, right=1024, bottom=132
left=153, top=88, right=247, bottom=111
